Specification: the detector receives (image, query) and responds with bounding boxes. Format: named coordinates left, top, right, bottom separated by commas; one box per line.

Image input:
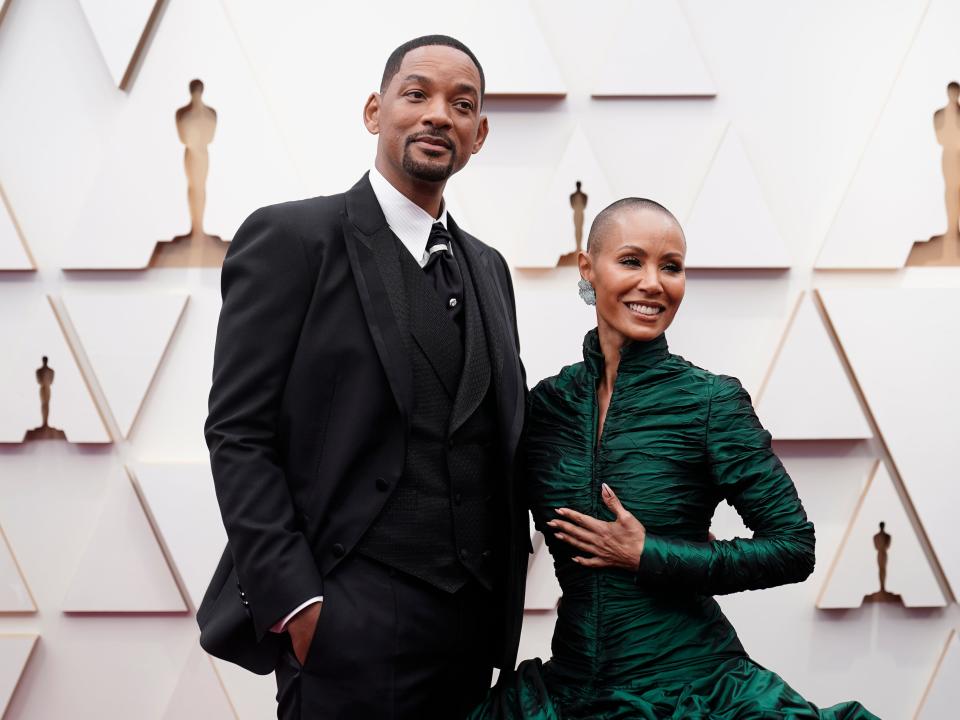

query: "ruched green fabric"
left=469, top=330, right=879, bottom=720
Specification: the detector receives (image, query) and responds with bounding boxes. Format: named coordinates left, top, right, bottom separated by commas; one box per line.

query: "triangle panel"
left=518, top=126, right=615, bottom=267
left=0, top=293, right=110, bottom=443
left=129, top=463, right=226, bottom=611
left=757, top=293, right=871, bottom=440
left=0, top=186, right=34, bottom=270
left=820, top=287, right=960, bottom=595
left=62, top=470, right=186, bottom=613
left=0, top=526, right=35, bottom=613
left=684, top=126, right=790, bottom=268
left=0, top=635, right=37, bottom=718
left=817, top=0, right=960, bottom=268
left=62, top=0, right=304, bottom=269
left=162, top=644, right=236, bottom=720
left=77, top=0, right=159, bottom=88
left=592, top=0, right=716, bottom=97
left=61, top=291, right=188, bottom=437
left=917, top=630, right=960, bottom=719
left=818, top=463, right=946, bottom=609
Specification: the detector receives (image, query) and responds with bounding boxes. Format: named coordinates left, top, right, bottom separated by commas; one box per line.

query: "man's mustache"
left=405, top=130, right=453, bottom=149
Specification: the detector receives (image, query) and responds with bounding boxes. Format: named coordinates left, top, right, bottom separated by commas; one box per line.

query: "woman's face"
left=579, top=209, right=686, bottom=344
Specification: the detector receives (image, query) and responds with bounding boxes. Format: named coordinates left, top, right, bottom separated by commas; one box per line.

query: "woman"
left=470, top=199, right=878, bottom=719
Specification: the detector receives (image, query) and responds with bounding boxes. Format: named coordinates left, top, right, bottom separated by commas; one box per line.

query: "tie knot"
left=425, top=222, right=452, bottom=256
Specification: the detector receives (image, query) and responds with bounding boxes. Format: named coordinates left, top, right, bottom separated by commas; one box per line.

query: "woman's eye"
left=663, top=263, right=684, bottom=273
left=620, top=256, right=641, bottom=267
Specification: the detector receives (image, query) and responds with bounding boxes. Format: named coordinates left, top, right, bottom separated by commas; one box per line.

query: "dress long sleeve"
left=635, top=375, right=815, bottom=595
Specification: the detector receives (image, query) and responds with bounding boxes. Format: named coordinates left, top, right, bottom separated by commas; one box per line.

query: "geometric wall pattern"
left=76, top=0, right=160, bottom=89
left=684, top=125, right=791, bottom=269
left=817, top=0, right=960, bottom=268
left=129, top=463, right=226, bottom=611
left=1, top=1, right=958, bottom=718
left=61, top=469, right=186, bottom=613
left=820, top=287, right=960, bottom=597
left=0, top=635, right=37, bottom=719
left=0, top=187, right=33, bottom=271
left=0, top=527, right=34, bottom=615
left=0, top=294, right=110, bottom=444
left=162, top=645, right=237, bottom=720
left=60, top=292, right=188, bottom=438
left=917, top=630, right=960, bottom=719
left=817, top=462, right=947, bottom=609
left=591, top=0, right=716, bottom=97
left=756, top=293, right=871, bottom=440
left=62, top=0, right=303, bottom=269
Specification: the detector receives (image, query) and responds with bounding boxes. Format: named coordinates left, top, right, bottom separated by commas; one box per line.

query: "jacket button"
left=459, top=548, right=469, bottom=560
left=332, top=543, right=345, bottom=558
left=376, top=477, right=390, bottom=491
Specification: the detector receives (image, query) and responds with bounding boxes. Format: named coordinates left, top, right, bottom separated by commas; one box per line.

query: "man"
left=198, top=35, right=528, bottom=719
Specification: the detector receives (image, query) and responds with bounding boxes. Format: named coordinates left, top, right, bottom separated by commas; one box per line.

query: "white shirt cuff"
left=269, top=596, right=323, bottom=633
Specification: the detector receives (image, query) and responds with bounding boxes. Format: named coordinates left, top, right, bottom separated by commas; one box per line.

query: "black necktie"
left=423, top=222, right=464, bottom=330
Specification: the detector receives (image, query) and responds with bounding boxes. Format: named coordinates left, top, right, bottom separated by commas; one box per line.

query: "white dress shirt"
left=271, top=167, right=449, bottom=633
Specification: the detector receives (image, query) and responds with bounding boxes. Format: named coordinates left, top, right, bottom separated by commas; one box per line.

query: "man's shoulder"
left=248, top=193, right=346, bottom=232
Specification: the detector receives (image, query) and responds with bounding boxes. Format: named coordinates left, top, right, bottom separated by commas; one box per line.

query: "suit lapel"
left=449, top=252, right=490, bottom=433
left=448, top=217, right=524, bottom=450
left=342, top=174, right=413, bottom=426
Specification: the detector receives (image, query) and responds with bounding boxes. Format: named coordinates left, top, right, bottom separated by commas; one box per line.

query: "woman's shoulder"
left=529, top=361, right=592, bottom=414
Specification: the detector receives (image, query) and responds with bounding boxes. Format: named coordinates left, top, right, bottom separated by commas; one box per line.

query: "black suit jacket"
left=199, top=173, right=528, bottom=673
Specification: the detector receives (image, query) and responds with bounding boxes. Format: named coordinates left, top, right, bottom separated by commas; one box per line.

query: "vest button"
left=459, top=548, right=469, bottom=560
left=454, top=493, right=463, bottom=506
left=481, top=550, right=493, bottom=561
left=332, top=543, right=345, bottom=558
left=447, top=438, right=455, bottom=449
left=376, top=476, right=390, bottom=491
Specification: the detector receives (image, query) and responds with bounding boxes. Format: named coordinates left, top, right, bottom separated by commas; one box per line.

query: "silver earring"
left=578, top=278, right=596, bottom=306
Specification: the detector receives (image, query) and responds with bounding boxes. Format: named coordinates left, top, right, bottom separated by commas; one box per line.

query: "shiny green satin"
left=469, top=330, right=879, bottom=720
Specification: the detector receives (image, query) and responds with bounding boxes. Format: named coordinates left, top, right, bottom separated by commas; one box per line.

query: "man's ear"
left=471, top=114, right=489, bottom=154
left=363, top=92, right=381, bottom=135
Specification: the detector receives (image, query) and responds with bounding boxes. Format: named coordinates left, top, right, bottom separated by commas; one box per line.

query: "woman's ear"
left=578, top=250, right=593, bottom=283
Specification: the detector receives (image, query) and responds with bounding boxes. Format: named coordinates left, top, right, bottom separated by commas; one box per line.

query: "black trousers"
left=275, top=553, right=495, bottom=720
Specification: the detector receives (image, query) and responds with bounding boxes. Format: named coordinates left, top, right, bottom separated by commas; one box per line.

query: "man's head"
left=579, top=198, right=687, bottom=343
left=364, top=35, right=488, bottom=189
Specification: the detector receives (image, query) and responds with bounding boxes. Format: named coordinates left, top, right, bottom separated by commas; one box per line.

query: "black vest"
left=357, top=232, right=499, bottom=592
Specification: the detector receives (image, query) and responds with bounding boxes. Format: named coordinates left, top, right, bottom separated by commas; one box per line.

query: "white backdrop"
left=1, top=1, right=959, bottom=718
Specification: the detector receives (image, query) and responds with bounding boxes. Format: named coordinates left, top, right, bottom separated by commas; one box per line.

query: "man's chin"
left=402, top=156, right=456, bottom=183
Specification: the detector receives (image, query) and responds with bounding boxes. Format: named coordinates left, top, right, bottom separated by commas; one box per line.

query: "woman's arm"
left=634, top=375, right=815, bottom=594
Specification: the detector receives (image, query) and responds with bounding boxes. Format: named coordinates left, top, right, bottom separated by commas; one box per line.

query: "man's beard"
left=402, top=133, right=457, bottom=182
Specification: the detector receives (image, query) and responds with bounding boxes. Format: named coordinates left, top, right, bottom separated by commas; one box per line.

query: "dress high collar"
left=582, top=327, right=670, bottom=377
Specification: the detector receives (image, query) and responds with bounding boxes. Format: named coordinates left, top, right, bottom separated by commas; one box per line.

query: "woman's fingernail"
left=602, top=483, right=611, bottom=495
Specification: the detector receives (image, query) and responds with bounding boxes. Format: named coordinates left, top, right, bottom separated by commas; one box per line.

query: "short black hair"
left=586, top=197, right=685, bottom=254
left=380, top=35, right=485, bottom=102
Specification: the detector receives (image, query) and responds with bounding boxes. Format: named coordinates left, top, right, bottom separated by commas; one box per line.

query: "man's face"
left=365, top=45, right=488, bottom=185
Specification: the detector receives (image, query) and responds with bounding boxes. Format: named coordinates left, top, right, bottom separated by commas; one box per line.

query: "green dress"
left=469, top=330, right=878, bottom=720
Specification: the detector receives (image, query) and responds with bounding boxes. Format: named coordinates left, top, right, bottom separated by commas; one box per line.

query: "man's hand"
left=287, top=601, right=322, bottom=666
left=547, top=483, right=647, bottom=571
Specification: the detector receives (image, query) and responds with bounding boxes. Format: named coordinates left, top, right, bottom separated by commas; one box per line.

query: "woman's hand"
left=547, top=483, right=646, bottom=571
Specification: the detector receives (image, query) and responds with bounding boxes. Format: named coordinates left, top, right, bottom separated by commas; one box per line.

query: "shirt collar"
left=369, top=166, right=449, bottom=266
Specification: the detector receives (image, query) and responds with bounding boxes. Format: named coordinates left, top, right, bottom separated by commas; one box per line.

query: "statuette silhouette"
left=24, top=356, right=66, bottom=440
left=558, top=180, right=588, bottom=266
left=150, top=79, right=230, bottom=268
left=907, top=82, right=960, bottom=266
left=863, top=521, right=903, bottom=604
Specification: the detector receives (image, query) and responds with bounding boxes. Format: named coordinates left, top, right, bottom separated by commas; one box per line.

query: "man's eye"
left=406, top=90, right=425, bottom=100
left=455, top=101, right=474, bottom=111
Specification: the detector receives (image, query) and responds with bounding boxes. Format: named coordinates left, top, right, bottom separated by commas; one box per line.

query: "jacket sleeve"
left=205, top=205, right=324, bottom=638
left=635, top=375, right=815, bottom=595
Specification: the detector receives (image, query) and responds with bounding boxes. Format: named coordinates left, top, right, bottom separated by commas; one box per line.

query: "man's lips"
left=410, top=135, right=451, bottom=149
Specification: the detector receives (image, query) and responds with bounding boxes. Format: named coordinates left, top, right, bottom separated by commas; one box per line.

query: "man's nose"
left=421, top=97, right=453, bottom=128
